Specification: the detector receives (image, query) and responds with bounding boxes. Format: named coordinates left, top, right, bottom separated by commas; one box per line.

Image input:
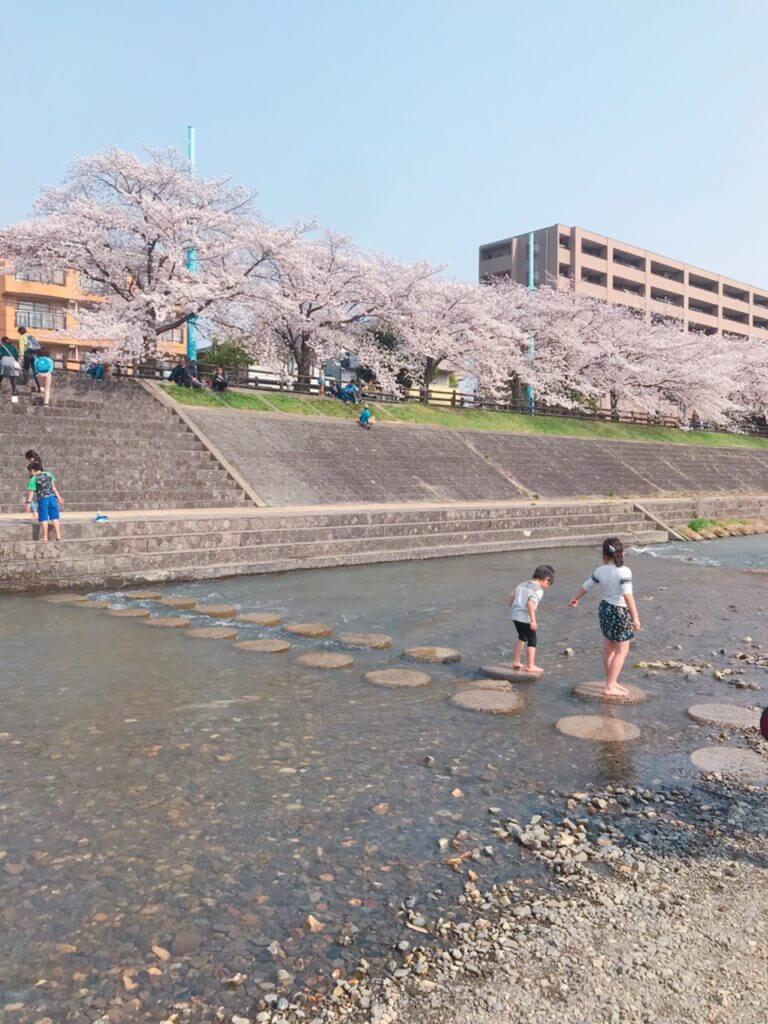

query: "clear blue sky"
left=3, top=0, right=767, bottom=284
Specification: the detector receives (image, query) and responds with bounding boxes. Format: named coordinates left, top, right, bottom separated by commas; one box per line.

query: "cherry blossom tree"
left=0, top=148, right=296, bottom=356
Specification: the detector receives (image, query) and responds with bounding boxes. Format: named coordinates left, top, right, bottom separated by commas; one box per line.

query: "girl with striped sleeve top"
left=569, top=537, right=641, bottom=698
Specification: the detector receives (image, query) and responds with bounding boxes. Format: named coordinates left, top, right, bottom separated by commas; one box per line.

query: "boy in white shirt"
left=509, top=564, right=555, bottom=675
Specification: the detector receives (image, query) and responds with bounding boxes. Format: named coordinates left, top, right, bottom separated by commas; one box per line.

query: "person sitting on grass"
left=358, top=403, right=374, bottom=430
left=509, top=564, right=555, bottom=675
left=211, top=366, right=229, bottom=393
left=25, top=458, right=63, bottom=543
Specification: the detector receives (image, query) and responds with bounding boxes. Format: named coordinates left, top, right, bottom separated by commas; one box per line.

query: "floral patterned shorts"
left=599, top=600, right=634, bottom=643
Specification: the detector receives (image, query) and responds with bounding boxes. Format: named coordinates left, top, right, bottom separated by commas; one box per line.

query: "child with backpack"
left=509, top=564, right=555, bottom=675
left=34, top=348, right=55, bottom=406
left=569, top=537, right=641, bottom=698
left=25, top=459, right=63, bottom=542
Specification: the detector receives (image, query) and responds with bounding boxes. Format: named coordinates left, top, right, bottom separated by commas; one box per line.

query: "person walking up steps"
left=26, top=458, right=63, bottom=542
left=569, top=537, right=641, bottom=698
left=509, top=564, right=555, bottom=675
left=34, top=348, right=54, bottom=406
left=0, top=337, right=21, bottom=397
left=18, top=326, right=41, bottom=389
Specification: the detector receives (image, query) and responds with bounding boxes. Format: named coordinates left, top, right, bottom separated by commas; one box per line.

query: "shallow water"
left=1, top=540, right=767, bottom=1021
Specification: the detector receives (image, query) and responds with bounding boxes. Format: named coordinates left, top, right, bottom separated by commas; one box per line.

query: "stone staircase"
left=644, top=495, right=768, bottom=525
left=0, top=374, right=250, bottom=512
left=0, top=500, right=668, bottom=591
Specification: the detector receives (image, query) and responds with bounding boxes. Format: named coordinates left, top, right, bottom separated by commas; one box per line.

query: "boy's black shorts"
left=513, top=620, right=537, bottom=648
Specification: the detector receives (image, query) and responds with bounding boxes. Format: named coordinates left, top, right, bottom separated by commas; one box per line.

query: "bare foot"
left=511, top=663, right=524, bottom=670
left=524, top=666, right=544, bottom=675
left=604, top=683, right=630, bottom=697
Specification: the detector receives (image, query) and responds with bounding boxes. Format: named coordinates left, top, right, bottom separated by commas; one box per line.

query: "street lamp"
left=186, top=125, right=199, bottom=361
left=526, top=230, right=535, bottom=414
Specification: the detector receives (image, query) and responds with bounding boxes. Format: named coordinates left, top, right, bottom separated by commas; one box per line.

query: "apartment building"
left=0, top=264, right=185, bottom=362
left=479, top=224, right=768, bottom=341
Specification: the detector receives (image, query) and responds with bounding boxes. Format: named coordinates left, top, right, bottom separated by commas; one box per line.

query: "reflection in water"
left=594, top=707, right=638, bottom=783
left=1, top=540, right=766, bottom=1021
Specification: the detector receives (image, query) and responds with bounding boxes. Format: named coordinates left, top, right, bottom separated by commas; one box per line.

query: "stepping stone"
left=555, top=715, right=640, bottom=742
left=573, top=682, right=648, bottom=705
left=339, top=632, right=392, bottom=650
left=195, top=604, right=237, bottom=618
left=687, top=703, right=760, bottom=731
left=481, top=663, right=543, bottom=683
left=108, top=606, right=151, bottom=618
left=451, top=689, right=524, bottom=715
left=237, top=612, right=282, bottom=627
left=234, top=638, right=292, bottom=654
left=296, top=651, right=354, bottom=670
left=365, top=669, right=431, bottom=688
left=160, top=596, right=198, bottom=609
left=186, top=626, right=239, bottom=640
left=42, top=593, right=91, bottom=604
left=144, top=616, right=192, bottom=629
left=404, top=646, right=461, bottom=664
left=690, top=746, right=768, bottom=782
left=456, top=678, right=515, bottom=693
left=123, top=589, right=164, bottom=600
left=284, top=623, right=334, bottom=638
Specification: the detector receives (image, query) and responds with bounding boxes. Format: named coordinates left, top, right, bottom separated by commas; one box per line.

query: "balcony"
left=558, top=233, right=571, bottom=250
left=581, top=267, right=607, bottom=287
left=581, top=239, right=607, bottom=259
left=688, top=298, right=718, bottom=318
left=650, top=260, right=684, bottom=284
left=688, top=321, right=718, bottom=337
left=479, top=243, right=510, bottom=262
left=612, top=276, right=645, bottom=298
left=753, top=292, right=768, bottom=309
left=650, top=287, right=684, bottom=308
left=689, top=272, right=718, bottom=294
left=613, top=249, right=645, bottom=272
left=722, top=306, right=749, bottom=325
left=753, top=316, right=768, bottom=332
left=723, top=283, right=749, bottom=304
left=558, top=262, right=571, bottom=279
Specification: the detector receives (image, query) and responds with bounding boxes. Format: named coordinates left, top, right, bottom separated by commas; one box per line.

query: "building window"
left=479, top=243, right=510, bottom=261
left=723, top=284, right=749, bottom=303
left=613, top=249, right=645, bottom=271
left=80, top=273, right=111, bottom=295
left=558, top=233, right=571, bottom=250
left=558, top=263, right=571, bottom=278
left=688, top=273, right=718, bottom=294
left=650, top=287, right=683, bottom=308
left=722, top=307, right=749, bottom=324
left=753, top=316, right=768, bottom=330
left=650, top=261, right=684, bottom=284
left=688, top=298, right=717, bottom=317
left=15, top=300, right=67, bottom=331
left=14, top=266, right=66, bottom=285
left=160, top=328, right=185, bottom=343
left=688, top=322, right=718, bottom=336
left=581, top=267, right=607, bottom=286
left=612, top=276, right=645, bottom=297
left=753, top=293, right=768, bottom=309
left=581, top=239, right=607, bottom=259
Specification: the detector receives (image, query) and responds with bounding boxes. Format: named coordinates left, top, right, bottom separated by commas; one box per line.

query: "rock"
left=284, top=622, right=334, bottom=638
left=172, top=925, right=203, bottom=955
left=480, top=664, right=542, bottom=683
left=144, top=616, right=192, bottom=628
left=555, top=715, right=641, bottom=742
left=372, top=802, right=390, bottom=815
left=194, top=603, right=238, bottom=618
left=690, top=746, right=768, bottom=782
left=295, top=651, right=354, bottom=669
left=563, top=648, right=575, bottom=657
left=365, top=669, right=431, bottom=688
left=186, top=626, right=239, bottom=640
left=404, top=646, right=461, bottom=664
left=573, top=682, right=648, bottom=706
left=123, top=589, right=164, bottom=600
left=41, top=593, right=91, bottom=604
left=687, top=704, right=761, bottom=731
left=338, top=632, right=392, bottom=649
left=450, top=690, right=524, bottom=715
left=456, top=678, right=515, bottom=693
left=234, top=638, right=292, bottom=654
left=159, top=595, right=198, bottom=609
left=107, top=606, right=151, bottom=618
left=237, top=612, right=282, bottom=626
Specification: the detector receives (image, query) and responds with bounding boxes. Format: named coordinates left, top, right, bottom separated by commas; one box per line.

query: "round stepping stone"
left=690, top=746, right=768, bottom=782
left=186, top=626, right=238, bottom=640
left=108, top=606, right=151, bottom=618
left=481, top=663, right=543, bottom=683
left=456, top=678, right=515, bottom=693
left=573, top=682, right=648, bottom=705
left=234, top=638, right=292, bottom=654
left=687, top=703, right=760, bottom=731
left=123, top=589, right=164, bottom=600
left=296, top=651, right=354, bottom=670
left=404, top=646, right=461, bottom=664
left=555, top=715, right=640, bottom=742
left=237, top=612, right=282, bottom=627
left=284, top=623, right=334, bottom=638
left=451, top=689, right=524, bottom=715
left=338, top=632, right=392, bottom=650
left=160, top=596, right=198, bottom=609
left=365, top=669, right=431, bottom=688
left=144, top=616, right=192, bottom=629
left=195, top=604, right=237, bottom=618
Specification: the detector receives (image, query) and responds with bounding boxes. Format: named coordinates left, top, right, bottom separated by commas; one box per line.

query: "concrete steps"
left=0, top=500, right=668, bottom=590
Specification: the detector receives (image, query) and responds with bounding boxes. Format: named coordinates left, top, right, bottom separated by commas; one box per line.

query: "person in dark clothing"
left=18, top=326, right=40, bottom=390
left=211, top=366, right=229, bottom=393
left=168, top=357, right=188, bottom=385
left=0, top=337, right=21, bottom=396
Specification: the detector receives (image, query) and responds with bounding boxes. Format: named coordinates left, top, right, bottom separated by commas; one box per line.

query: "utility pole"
left=526, top=230, right=535, bottom=414
left=186, top=125, right=198, bottom=361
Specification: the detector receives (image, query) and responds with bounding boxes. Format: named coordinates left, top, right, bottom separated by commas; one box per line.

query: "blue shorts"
left=37, top=495, right=60, bottom=522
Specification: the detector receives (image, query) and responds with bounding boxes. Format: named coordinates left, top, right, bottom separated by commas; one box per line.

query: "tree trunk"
left=422, top=356, right=442, bottom=403
left=610, top=389, right=620, bottom=422
left=294, top=337, right=315, bottom=393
